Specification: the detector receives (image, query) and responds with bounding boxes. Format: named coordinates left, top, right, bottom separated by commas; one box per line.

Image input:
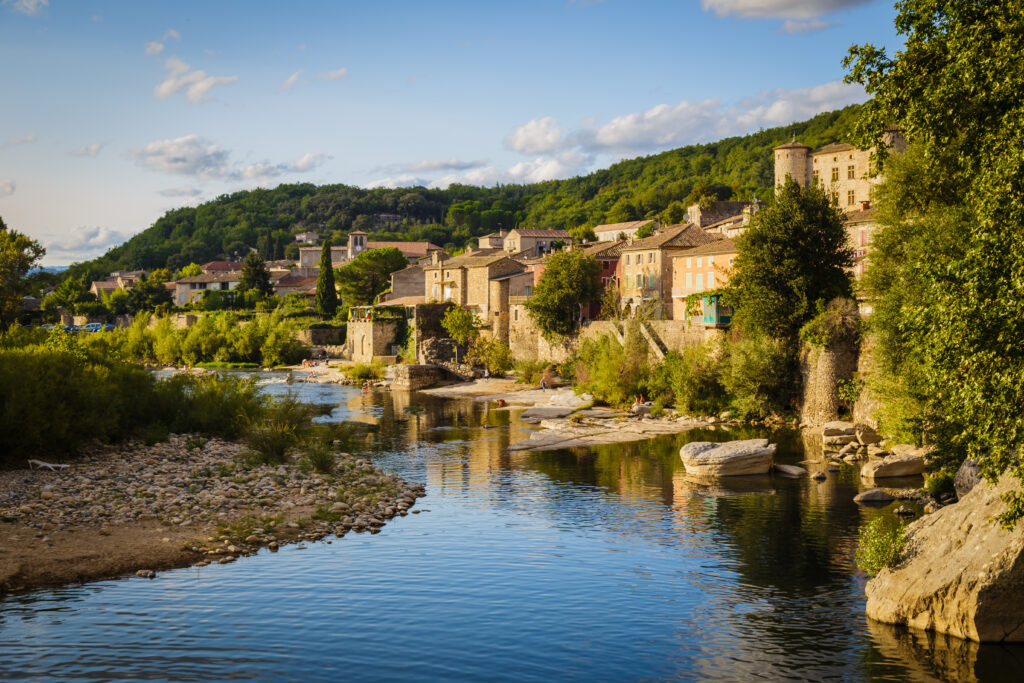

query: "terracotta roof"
left=812, top=142, right=855, bottom=154
left=177, top=272, right=242, bottom=284
left=621, top=223, right=716, bottom=251
left=703, top=214, right=744, bottom=230
left=581, top=241, right=626, bottom=258
left=202, top=261, right=243, bottom=271
left=441, top=252, right=522, bottom=268
left=377, top=295, right=426, bottom=306
left=508, top=229, right=572, bottom=238
left=773, top=141, right=812, bottom=150
left=366, top=241, right=442, bottom=257
left=592, top=220, right=653, bottom=233
left=843, top=207, right=878, bottom=223
left=275, top=274, right=317, bottom=287
left=91, top=280, right=119, bottom=291
left=675, top=237, right=738, bottom=257
left=490, top=270, right=533, bottom=281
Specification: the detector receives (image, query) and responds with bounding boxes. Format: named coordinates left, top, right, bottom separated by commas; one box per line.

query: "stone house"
left=686, top=201, right=762, bottom=228
left=89, top=270, right=147, bottom=299
left=378, top=264, right=426, bottom=304
left=617, top=224, right=716, bottom=318
left=201, top=261, right=243, bottom=274
left=592, top=220, right=654, bottom=242
left=502, top=229, right=572, bottom=258
left=273, top=273, right=317, bottom=299
left=174, top=272, right=242, bottom=306
left=670, top=237, right=737, bottom=325
left=422, top=251, right=525, bottom=340
left=298, top=232, right=443, bottom=268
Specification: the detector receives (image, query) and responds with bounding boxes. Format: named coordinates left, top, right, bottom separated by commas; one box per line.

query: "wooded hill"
left=65, top=105, right=861, bottom=282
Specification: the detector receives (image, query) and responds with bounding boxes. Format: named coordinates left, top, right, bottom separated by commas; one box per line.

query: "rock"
left=679, top=439, right=776, bottom=477
left=890, top=443, right=924, bottom=456
left=861, top=454, right=926, bottom=479
left=822, top=420, right=855, bottom=437
left=954, top=458, right=982, bottom=499
left=719, top=411, right=732, bottom=419
left=136, top=569, right=156, bottom=579
left=867, top=445, right=889, bottom=457
left=894, top=505, right=915, bottom=517
left=839, top=442, right=858, bottom=456
left=866, top=472, right=1024, bottom=642
left=843, top=454, right=860, bottom=464
left=854, top=488, right=895, bottom=504
left=823, top=434, right=857, bottom=446
left=773, top=464, right=806, bottom=477
left=827, top=464, right=841, bottom=472
left=811, top=472, right=827, bottom=481
left=856, top=424, right=883, bottom=445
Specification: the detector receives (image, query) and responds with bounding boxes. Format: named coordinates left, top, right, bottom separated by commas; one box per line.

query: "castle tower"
left=772, top=139, right=812, bottom=193
left=348, top=230, right=367, bottom=258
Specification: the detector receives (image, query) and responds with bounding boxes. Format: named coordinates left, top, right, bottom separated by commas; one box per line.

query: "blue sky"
left=0, top=0, right=901, bottom=265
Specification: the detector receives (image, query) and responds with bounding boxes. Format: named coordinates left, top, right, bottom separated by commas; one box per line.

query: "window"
left=432, top=284, right=439, bottom=299
left=648, top=274, right=655, bottom=289
left=696, top=257, right=703, bottom=267
left=860, top=229, right=867, bottom=247
left=524, top=285, right=532, bottom=297
left=831, top=167, right=839, bottom=182
left=625, top=254, right=630, bottom=265
left=433, top=272, right=438, bottom=279
left=443, top=284, right=452, bottom=300
left=635, top=273, right=642, bottom=289
left=729, top=257, right=735, bottom=266
left=847, top=190, right=856, bottom=205
left=685, top=272, right=692, bottom=289
left=708, top=255, right=714, bottom=266
left=847, top=165, right=856, bottom=179
left=648, top=252, right=654, bottom=263
left=696, top=273, right=704, bottom=291
left=514, top=309, right=518, bottom=321
left=708, top=271, right=715, bottom=288
left=686, top=257, right=692, bottom=268
left=812, top=170, right=820, bottom=183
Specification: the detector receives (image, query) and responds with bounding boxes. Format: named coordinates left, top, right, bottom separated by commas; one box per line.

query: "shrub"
left=924, top=470, right=955, bottom=498
left=468, top=337, right=513, bottom=375
left=722, top=336, right=795, bottom=418
left=667, top=343, right=728, bottom=416
left=855, top=517, right=907, bottom=575
left=799, top=297, right=861, bottom=348
left=159, top=373, right=267, bottom=439
left=514, top=359, right=551, bottom=385
left=346, top=361, right=385, bottom=381
left=303, top=440, right=336, bottom=474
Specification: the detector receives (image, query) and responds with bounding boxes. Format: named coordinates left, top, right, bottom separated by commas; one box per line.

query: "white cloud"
left=144, top=41, right=164, bottom=55
left=154, top=57, right=238, bottom=103
left=318, top=67, right=349, bottom=81
left=131, top=134, right=231, bottom=179
left=364, top=174, right=431, bottom=189
left=2, top=0, right=48, bottom=16
left=779, top=19, right=836, bottom=33
left=163, top=29, right=181, bottom=41
left=45, top=226, right=127, bottom=261
left=280, top=70, right=302, bottom=91
left=3, top=132, right=36, bottom=148
left=504, top=80, right=866, bottom=158
left=0, top=180, right=14, bottom=197
left=700, top=0, right=870, bottom=20
left=72, top=142, right=105, bottom=157
left=131, top=134, right=330, bottom=182
left=158, top=186, right=203, bottom=198
left=504, top=116, right=562, bottom=155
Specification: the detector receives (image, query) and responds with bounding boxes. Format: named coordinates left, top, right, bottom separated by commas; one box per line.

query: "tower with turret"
left=772, top=139, right=813, bottom=190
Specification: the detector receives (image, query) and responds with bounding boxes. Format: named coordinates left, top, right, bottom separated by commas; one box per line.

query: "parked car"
left=81, top=322, right=103, bottom=333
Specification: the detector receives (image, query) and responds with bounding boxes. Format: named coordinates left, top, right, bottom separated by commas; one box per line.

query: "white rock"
left=679, top=439, right=775, bottom=477
left=853, top=488, right=895, bottom=503
left=861, top=454, right=926, bottom=479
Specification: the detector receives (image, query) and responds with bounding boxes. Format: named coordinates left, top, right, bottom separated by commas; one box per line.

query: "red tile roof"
left=202, top=261, right=243, bottom=272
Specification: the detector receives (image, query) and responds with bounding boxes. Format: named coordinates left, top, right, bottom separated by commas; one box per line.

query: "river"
left=1, top=377, right=1021, bottom=681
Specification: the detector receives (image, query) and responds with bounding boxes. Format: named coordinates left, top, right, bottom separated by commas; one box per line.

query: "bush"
left=303, top=440, right=336, bottom=474
left=660, top=343, right=728, bottom=416
left=242, top=396, right=313, bottom=466
left=722, top=336, right=795, bottom=418
left=346, top=361, right=385, bottom=381
left=924, top=470, right=955, bottom=498
left=468, top=337, right=513, bottom=375
left=855, top=517, right=907, bottom=575
left=799, top=297, right=861, bottom=348
left=514, top=359, right=551, bottom=385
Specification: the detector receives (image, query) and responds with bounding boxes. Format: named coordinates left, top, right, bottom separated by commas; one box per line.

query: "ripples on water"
left=2, top=377, right=1022, bottom=681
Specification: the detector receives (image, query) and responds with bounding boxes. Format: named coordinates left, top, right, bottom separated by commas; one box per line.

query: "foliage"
left=346, top=361, right=385, bottom=381
left=178, top=262, right=203, bottom=278
left=525, top=249, right=601, bottom=337
left=846, top=1, right=1024, bottom=526
left=126, top=272, right=172, bottom=313
left=242, top=395, right=313, bottom=466
left=572, top=321, right=650, bottom=407
left=239, top=251, right=274, bottom=298
left=302, top=440, right=336, bottom=475
left=315, top=238, right=338, bottom=317
left=441, top=306, right=479, bottom=363
left=728, top=178, right=853, bottom=344
left=662, top=343, right=728, bottom=415
left=924, top=470, right=955, bottom=499
left=855, top=517, right=906, bottom=575
left=721, top=336, right=794, bottom=419
left=335, top=247, right=408, bottom=306
left=467, top=337, right=513, bottom=375
left=514, top=359, right=552, bottom=385
left=798, top=298, right=861, bottom=349
left=0, top=217, right=46, bottom=331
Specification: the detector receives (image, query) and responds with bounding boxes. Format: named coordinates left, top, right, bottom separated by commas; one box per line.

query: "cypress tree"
left=315, top=239, right=338, bottom=317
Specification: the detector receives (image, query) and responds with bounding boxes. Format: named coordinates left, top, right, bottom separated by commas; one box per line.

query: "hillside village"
left=63, top=130, right=903, bottom=370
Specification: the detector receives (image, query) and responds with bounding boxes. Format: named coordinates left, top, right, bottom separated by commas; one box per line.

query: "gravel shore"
left=0, top=434, right=424, bottom=595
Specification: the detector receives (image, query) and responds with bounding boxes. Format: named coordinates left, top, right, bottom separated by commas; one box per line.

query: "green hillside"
left=66, top=105, right=861, bottom=282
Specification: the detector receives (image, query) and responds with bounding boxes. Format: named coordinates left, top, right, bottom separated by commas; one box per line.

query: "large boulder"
left=680, top=439, right=775, bottom=477
left=866, top=472, right=1024, bottom=641
left=861, top=454, right=926, bottom=479
left=854, top=488, right=895, bottom=504
left=822, top=420, right=855, bottom=437
left=954, top=458, right=983, bottom=499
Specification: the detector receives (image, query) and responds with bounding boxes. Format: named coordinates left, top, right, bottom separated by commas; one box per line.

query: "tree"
left=0, top=217, right=46, bottom=330
left=335, top=247, right=407, bottom=306
left=178, top=262, right=203, bottom=278
left=257, top=233, right=272, bottom=259
left=525, top=249, right=601, bottom=337
left=845, top=0, right=1024, bottom=525
left=43, top=276, right=92, bottom=315
left=315, top=238, right=338, bottom=317
left=728, top=178, right=852, bottom=344
left=441, top=305, right=479, bottom=364
left=239, top=251, right=274, bottom=299
left=127, top=273, right=172, bottom=313
left=635, top=223, right=654, bottom=239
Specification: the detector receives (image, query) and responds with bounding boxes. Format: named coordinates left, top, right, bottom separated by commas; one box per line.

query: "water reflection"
left=1, top=382, right=1020, bottom=681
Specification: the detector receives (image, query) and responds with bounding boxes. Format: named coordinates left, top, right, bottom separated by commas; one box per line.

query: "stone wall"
left=391, top=364, right=449, bottom=390
left=800, top=341, right=858, bottom=427
left=347, top=320, right=400, bottom=363
left=853, top=333, right=881, bottom=429
left=294, top=327, right=346, bottom=346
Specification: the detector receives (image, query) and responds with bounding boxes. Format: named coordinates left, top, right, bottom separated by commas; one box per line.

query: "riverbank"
left=0, top=434, right=424, bottom=595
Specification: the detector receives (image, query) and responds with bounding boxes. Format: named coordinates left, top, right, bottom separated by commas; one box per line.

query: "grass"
left=241, top=395, right=313, bottom=466
left=346, top=361, right=385, bottom=381
left=302, top=440, right=336, bottom=474
left=855, top=517, right=907, bottom=574
left=196, top=362, right=260, bottom=369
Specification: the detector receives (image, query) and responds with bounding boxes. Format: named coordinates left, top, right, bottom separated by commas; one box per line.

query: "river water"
left=1, top=377, right=1022, bottom=681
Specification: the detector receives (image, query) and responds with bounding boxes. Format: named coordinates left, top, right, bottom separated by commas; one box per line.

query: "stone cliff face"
left=865, top=473, right=1024, bottom=642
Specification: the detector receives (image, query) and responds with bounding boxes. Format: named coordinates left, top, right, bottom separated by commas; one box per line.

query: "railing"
left=509, top=295, right=531, bottom=305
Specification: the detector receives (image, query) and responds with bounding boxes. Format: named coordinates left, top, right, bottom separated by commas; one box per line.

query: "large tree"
left=441, top=305, right=479, bottom=364
left=239, top=251, right=274, bottom=298
left=845, top=0, right=1024, bottom=525
left=525, top=249, right=600, bottom=337
left=728, top=178, right=852, bottom=343
left=335, top=247, right=407, bottom=306
left=0, top=217, right=46, bottom=330
left=315, top=239, right=338, bottom=317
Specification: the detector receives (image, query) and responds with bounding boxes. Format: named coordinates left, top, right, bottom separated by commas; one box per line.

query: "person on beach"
left=540, top=377, right=547, bottom=391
